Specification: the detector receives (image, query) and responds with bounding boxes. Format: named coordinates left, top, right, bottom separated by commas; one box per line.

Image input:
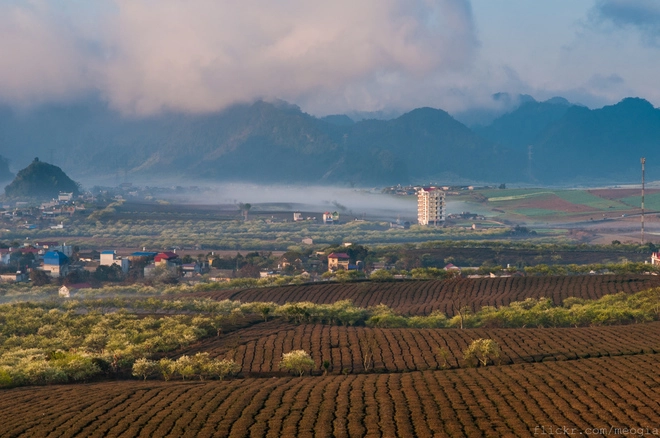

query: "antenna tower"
left=641, top=157, right=646, bottom=244
left=527, top=145, right=533, bottom=181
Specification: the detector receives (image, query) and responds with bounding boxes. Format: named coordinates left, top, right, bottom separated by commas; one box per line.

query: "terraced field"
left=188, top=275, right=660, bottom=316
left=4, top=275, right=660, bottom=437
left=175, top=320, right=660, bottom=375
left=3, top=354, right=660, bottom=437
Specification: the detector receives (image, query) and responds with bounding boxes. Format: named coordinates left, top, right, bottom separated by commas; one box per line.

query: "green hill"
left=4, top=158, right=80, bottom=199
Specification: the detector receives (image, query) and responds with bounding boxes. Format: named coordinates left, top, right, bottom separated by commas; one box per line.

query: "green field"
left=620, top=193, right=660, bottom=211
left=512, top=208, right=569, bottom=217
left=554, top=190, right=629, bottom=210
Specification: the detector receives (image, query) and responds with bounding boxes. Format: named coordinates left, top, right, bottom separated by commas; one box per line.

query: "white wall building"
left=417, top=187, right=445, bottom=225
left=100, top=250, right=130, bottom=273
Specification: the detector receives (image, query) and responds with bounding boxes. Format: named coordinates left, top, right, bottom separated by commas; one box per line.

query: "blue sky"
left=0, top=0, right=657, bottom=116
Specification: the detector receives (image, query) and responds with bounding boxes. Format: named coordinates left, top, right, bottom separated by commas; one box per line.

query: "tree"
left=204, top=358, right=240, bottom=380
left=132, top=358, right=159, bottom=381
left=359, top=333, right=377, bottom=371
left=369, top=269, right=394, bottom=281
left=93, top=264, right=124, bottom=282
left=30, top=269, right=51, bottom=286
left=174, top=355, right=195, bottom=380
left=158, top=358, right=175, bottom=381
left=463, top=339, right=501, bottom=367
left=238, top=203, right=252, bottom=221
left=280, top=350, right=315, bottom=377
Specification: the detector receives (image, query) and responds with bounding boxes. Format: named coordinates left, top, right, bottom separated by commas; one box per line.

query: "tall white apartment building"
left=417, top=187, right=445, bottom=225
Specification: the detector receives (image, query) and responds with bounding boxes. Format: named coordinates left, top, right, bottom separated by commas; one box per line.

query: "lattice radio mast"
left=641, top=157, right=646, bottom=244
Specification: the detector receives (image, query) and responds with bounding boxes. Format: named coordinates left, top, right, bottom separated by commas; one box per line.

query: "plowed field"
left=188, top=275, right=660, bottom=316
left=176, top=320, right=660, bottom=375
left=3, top=354, right=660, bottom=437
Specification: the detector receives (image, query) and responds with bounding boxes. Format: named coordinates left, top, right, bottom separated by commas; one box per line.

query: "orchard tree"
left=463, top=339, right=501, bottom=367
left=132, top=358, right=159, bottom=381
left=280, top=350, right=315, bottom=377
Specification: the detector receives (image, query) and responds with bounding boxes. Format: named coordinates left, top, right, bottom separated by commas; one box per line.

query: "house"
left=327, top=253, right=350, bottom=271
left=42, top=250, right=69, bottom=277
left=58, top=192, right=74, bottom=202
left=100, top=250, right=130, bottom=274
left=155, top=252, right=179, bottom=266
left=652, top=252, right=660, bottom=266
left=58, top=282, right=92, bottom=298
left=323, top=212, right=333, bottom=224
left=0, top=248, right=12, bottom=265
left=0, top=271, right=27, bottom=283
left=260, top=270, right=279, bottom=278
left=301, top=238, right=313, bottom=245
left=129, top=251, right=158, bottom=261
left=293, top=212, right=303, bottom=222
left=444, top=263, right=461, bottom=271
left=182, top=263, right=204, bottom=277
left=208, top=268, right=235, bottom=282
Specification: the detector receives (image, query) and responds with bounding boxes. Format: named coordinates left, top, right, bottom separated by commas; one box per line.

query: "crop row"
left=190, top=275, right=660, bottom=316
left=2, top=354, right=659, bottom=437
left=176, top=320, right=660, bottom=375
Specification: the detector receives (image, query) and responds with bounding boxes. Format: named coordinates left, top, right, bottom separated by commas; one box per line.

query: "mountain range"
left=0, top=95, right=658, bottom=186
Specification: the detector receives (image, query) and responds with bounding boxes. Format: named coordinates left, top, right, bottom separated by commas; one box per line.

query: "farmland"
left=2, top=354, right=660, bottom=437
left=2, top=274, right=660, bottom=437
left=176, top=320, right=660, bottom=375
left=186, top=274, right=660, bottom=316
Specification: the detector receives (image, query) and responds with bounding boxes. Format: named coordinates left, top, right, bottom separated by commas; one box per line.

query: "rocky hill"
left=4, top=158, right=79, bottom=199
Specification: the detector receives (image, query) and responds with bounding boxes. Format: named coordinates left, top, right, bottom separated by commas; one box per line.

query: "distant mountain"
left=0, top=96, right=659, bottom=186
left=452, top=93, right=536, bottom=128
left=0, top=99, right=522, bottom=186
left=341, top=107, right=523, bottom=184
left=320, top=115, right=355, bottom=126
left=0, top=155, right=12, bottom=182
left=531, top=98, right=660, bottom=182
left=475, top=97, right=574, bottom=150
left=5, top=158, right=79, bottom=199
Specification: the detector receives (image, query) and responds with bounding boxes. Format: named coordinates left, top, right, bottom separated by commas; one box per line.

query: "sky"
left=0, top=0, right=658, bottom=117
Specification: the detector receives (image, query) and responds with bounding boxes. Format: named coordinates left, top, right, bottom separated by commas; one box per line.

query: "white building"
left=58, top=192, right=74, bottom=202
left=100, top=250, right=130, bottom=273
left=417, top=187, right=445, bottom=225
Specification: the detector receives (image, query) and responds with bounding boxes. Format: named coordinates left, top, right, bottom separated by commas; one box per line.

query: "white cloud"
left=0, top=0, right=479, bottom=115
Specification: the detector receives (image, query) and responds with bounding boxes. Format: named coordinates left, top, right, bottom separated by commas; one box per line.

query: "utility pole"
left=641, top=157, right=646, bottom=244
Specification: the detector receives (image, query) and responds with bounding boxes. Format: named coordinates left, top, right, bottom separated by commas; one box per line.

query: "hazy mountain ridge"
left=0, top=96, right=658, bottom=186
left=0, top=155, right=12, bottom=182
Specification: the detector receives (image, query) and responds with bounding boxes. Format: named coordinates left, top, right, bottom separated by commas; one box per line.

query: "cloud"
left=590, top=0, right=660, bottom=45
left=0, top=0, right=479, bottom=116
left=586, top=73, right=624, bottom=90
